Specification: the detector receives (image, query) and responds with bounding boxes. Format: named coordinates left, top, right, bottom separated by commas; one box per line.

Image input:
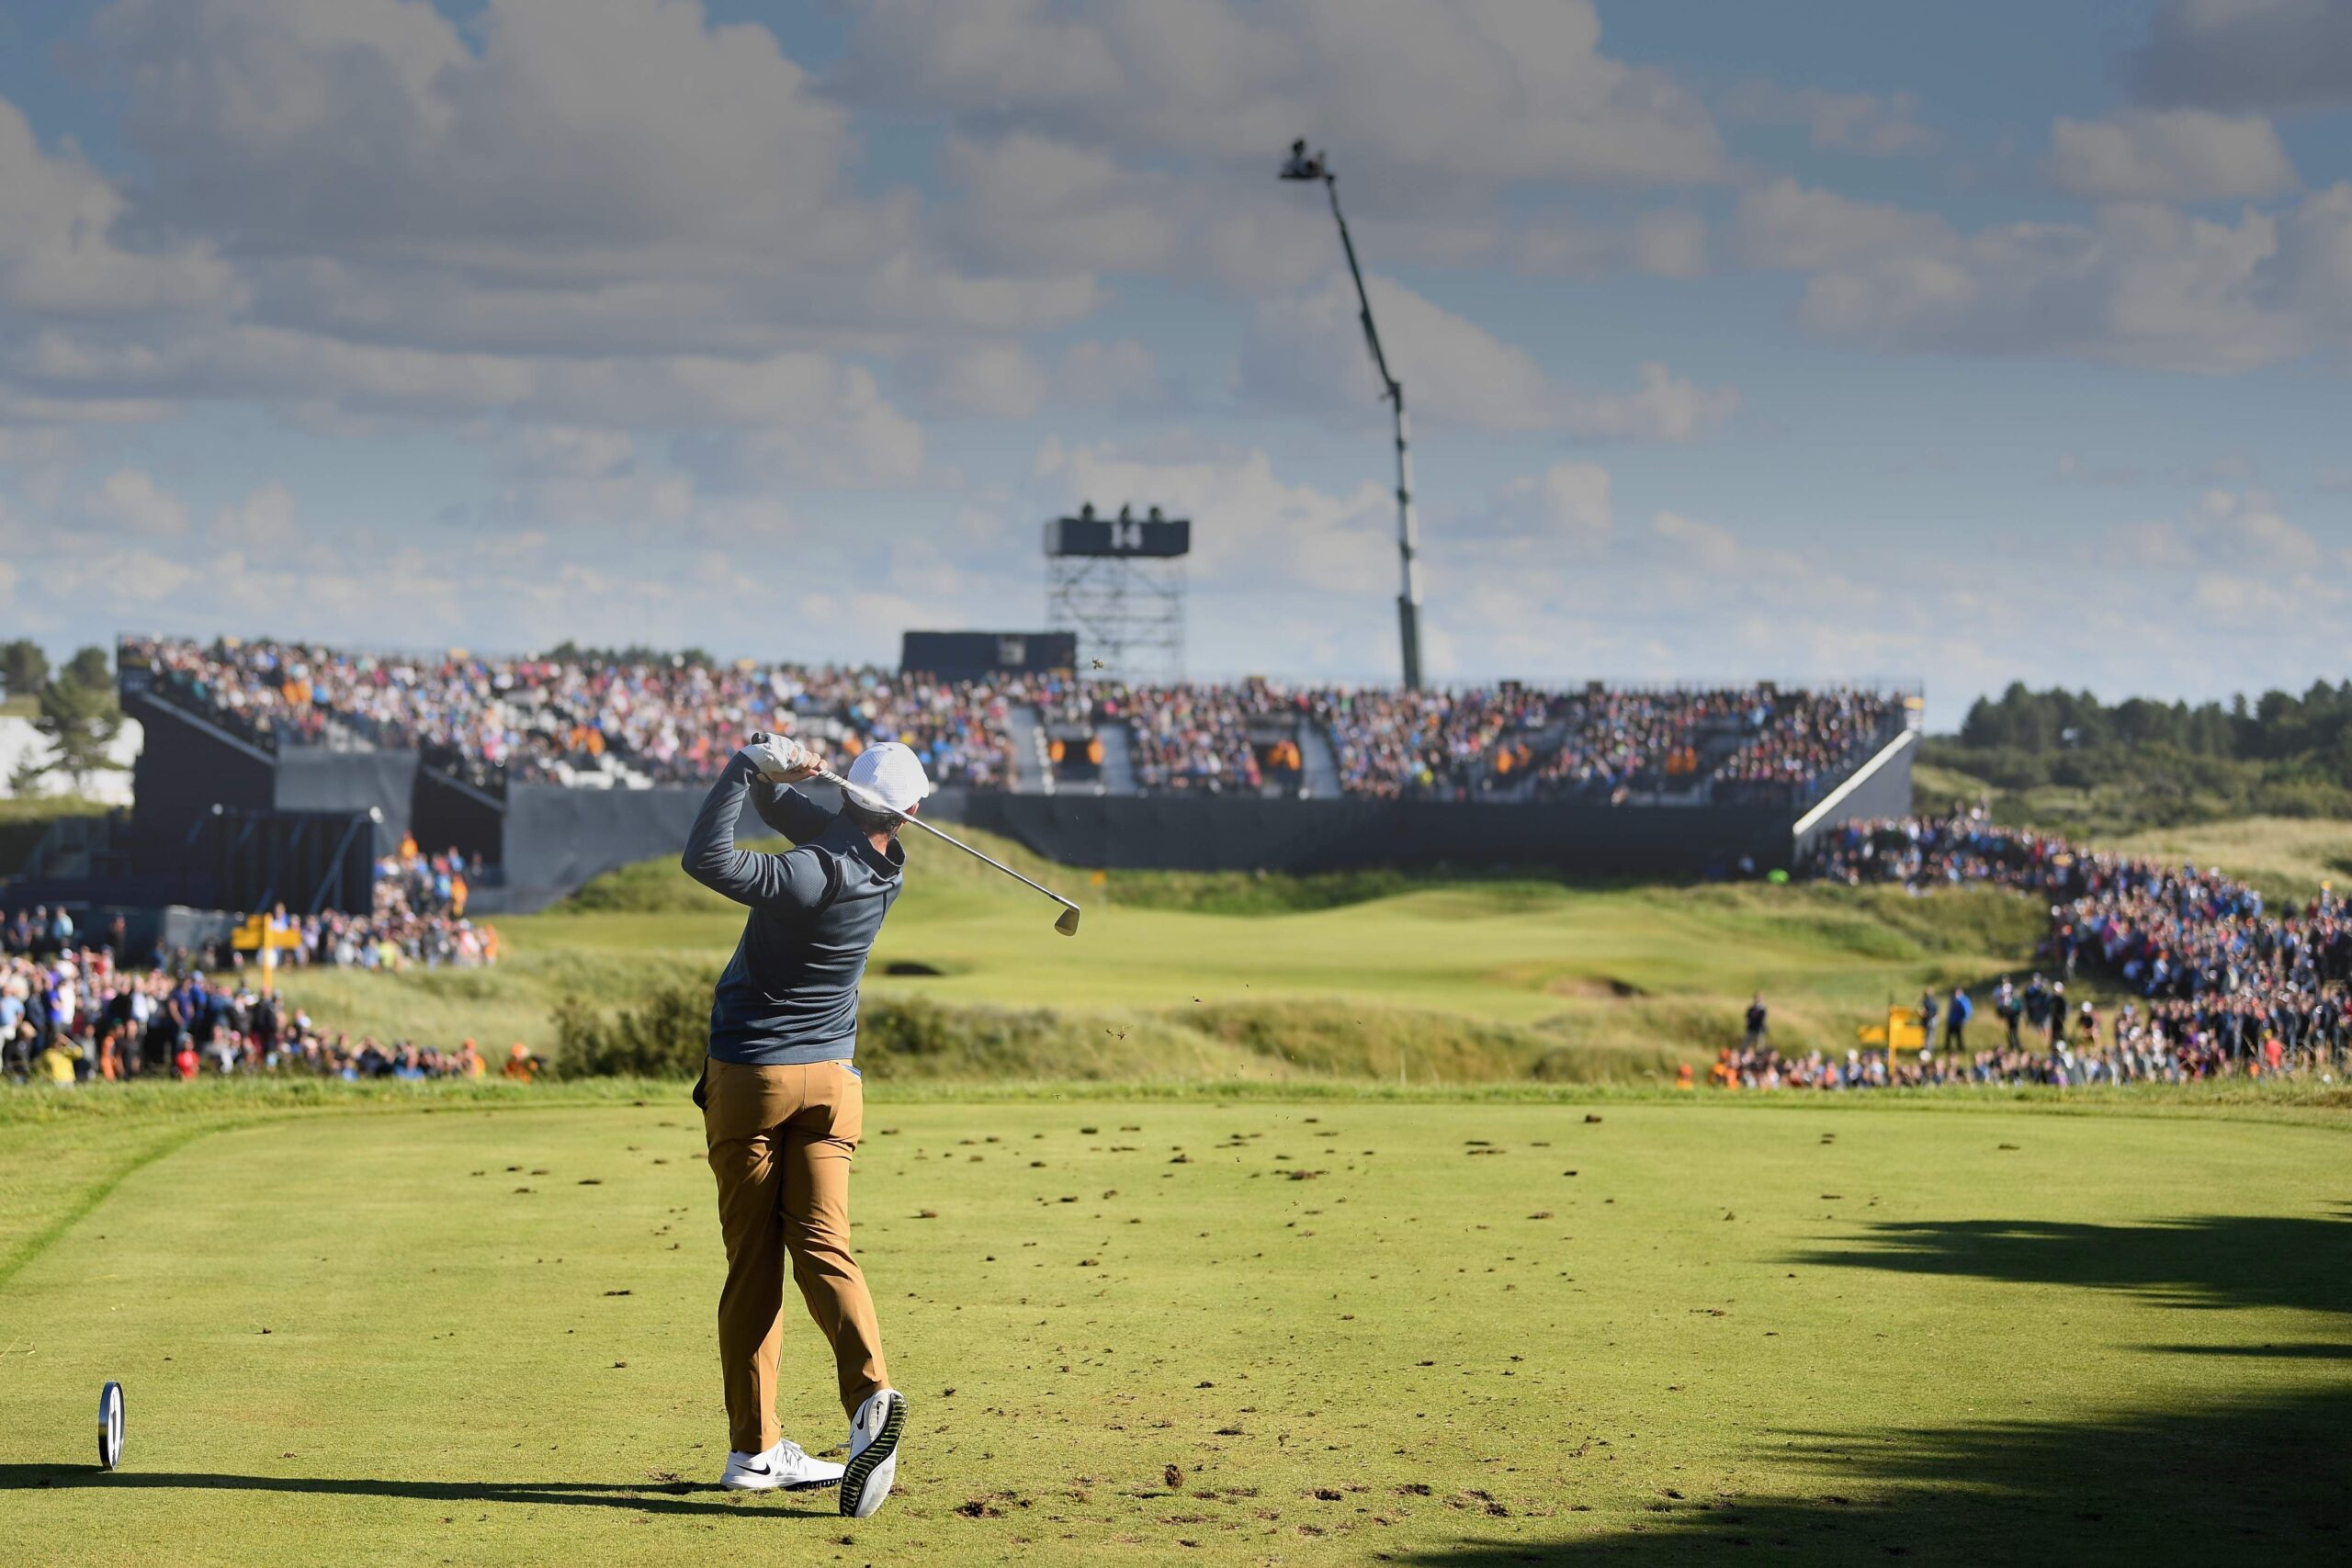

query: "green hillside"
left=277, top=825, right=2042, bottom=1082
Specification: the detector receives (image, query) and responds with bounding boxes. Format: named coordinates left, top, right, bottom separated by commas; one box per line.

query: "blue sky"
left=1, top=0, right=2348, bottom=718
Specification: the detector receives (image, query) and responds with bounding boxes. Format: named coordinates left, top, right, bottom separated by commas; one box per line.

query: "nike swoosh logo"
left=741, top=1462, right=771, bottom=1475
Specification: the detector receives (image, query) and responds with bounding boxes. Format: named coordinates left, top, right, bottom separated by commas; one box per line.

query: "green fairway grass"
left=2, top=1087, right=2345, bottom=1565
left=272, top=825, right=2048, bottom=1079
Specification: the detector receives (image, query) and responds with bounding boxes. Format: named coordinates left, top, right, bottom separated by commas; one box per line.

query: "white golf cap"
left=845, top=741, right=930, bottom=815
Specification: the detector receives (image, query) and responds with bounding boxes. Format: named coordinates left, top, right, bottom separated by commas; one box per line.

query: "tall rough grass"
left=548, top=982, right=1679, bottom=1085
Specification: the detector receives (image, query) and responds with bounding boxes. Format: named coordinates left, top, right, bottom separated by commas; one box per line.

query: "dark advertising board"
left=901, top=630, right=1078, bottom=681
left=1042, top=513, right=1191, bottom=558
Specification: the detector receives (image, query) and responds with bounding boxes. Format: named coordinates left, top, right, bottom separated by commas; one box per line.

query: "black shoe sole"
left=839, top=1393, right=906, bottom=1517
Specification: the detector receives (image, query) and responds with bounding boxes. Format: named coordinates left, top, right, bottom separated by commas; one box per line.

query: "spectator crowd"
left=3, top=826, right=510, bottom=1088
left=1714, top=808, right=2352, bottom=1090
left=129, top=637, right=1020, bottom=794
left=131, top=637, right=1904, bottom=807
left=1, top=931, right=534, bottom=1088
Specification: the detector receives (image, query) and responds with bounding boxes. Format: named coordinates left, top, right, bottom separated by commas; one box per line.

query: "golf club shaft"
left=818, top=770, right=1080, bottom=914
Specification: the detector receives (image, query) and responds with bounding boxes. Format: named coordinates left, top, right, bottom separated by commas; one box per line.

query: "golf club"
left=818, top=768, right=1082, bottom=936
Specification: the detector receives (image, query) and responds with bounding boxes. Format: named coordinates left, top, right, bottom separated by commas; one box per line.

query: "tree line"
left=3, top=638, right=127, bottom=795
left=1954, top=681, right=2352, bottom=768
left=1927, top=680, right=2352, bottom=829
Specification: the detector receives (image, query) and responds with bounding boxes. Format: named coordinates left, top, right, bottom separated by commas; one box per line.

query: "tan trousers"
left=700, top=1057, right=888, bottom=1454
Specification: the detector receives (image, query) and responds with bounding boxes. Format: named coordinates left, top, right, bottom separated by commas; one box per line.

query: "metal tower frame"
left=1046, top=542, right=1186, bottom=683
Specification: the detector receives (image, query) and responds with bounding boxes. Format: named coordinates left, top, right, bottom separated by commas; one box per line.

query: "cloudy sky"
left=1, top=0, right=2348, bottom=714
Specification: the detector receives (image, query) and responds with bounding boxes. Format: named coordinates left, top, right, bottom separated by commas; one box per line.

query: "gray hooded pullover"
left=681, top=751, right=904, bottom=1066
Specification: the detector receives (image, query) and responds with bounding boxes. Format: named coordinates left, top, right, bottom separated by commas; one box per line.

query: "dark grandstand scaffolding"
left=1045, top=503, right=1188, bottom=682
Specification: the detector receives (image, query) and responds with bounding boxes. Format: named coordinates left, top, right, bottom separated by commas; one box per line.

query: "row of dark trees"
left=1928, top=681, right=2352, bottom=828
left=1956, top=682, right=2352, bottom=770
left=4, top=638, right=127, bottom=794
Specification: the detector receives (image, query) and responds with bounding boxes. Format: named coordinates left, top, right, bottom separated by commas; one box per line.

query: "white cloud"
left=910, top=341, right=1051, bottom=420
left=1734, top=179, right=1951, bottom=271
left=842, top=0, right=1728, bottom=191
left=0, top=0, right=1094, bottom=434
left=1055, top=339, right=1168, bottom=412
left=84, top=469, right=189, bottom=538
left=1627, top=210, right=1711, bottom=279
left=2264, top=181, right=2352, bottom=329
left=1484, top=462, right=1612, bottom=540
left=1792, top=195, right=2331, bottom=373
left=2052, top=453, right=2146, bottom=487
left=939, top=133, right=1183, bottom=279
left=1722, top=83, right=1937, bottom=157
left=1562, top=363, right=1742, bottom=443
left=0, top=96, right=235, bottom=318
left=96, top=0, right=865, bottom=280
left=1650, top=510, right=1740, bottom=573
left=667, top=379, right=926, bottom=491
left=2048, top=109, right=2298, bottom=201
left=2098, top=519, right=2198, bottom=568
left=487, top=425, right=639, bottom=484
left=12, top=325, right=930, bottom=482
left=1513, top=209, right=1709, bottom=279
left=1238, top=273, right=1737, bottom=439
left=211, top=481, right=301, bottom=549
left=1035, top=435, right=1396, bottom=600
left=2193, top=486, right=2324, bottom=570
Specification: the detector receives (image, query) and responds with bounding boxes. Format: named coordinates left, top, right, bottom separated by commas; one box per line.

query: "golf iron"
left=820, top=769, right=1082, bottom=936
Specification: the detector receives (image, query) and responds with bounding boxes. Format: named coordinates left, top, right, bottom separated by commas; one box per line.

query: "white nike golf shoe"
left=720, top=1438, right=843, bottom=1493
left=840, top=1389, right=906, bottom=1517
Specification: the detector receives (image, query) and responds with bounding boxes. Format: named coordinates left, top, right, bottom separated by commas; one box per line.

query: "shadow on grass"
left=1405, top=1207, right=2352, bottom=1564
left=1399, top=1380, right=2352, bottom=1566
left=0, top=1468, right=835, bottom=1520
left=1792, top=1206, right=2352, bottom=1318
left=2148, top=1340, right=2352, bottom=1359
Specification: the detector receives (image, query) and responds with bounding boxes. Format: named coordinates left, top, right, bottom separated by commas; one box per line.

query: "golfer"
left=681, top=731, right=922, bottom=1517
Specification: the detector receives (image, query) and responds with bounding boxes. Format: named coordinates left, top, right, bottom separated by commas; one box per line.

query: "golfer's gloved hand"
left=741, top=731, right=820, bottom=784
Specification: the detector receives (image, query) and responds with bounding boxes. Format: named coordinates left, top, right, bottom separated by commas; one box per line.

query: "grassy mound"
left=2109, top=816, right=2352, bottom=904
left=550, top=976, right=1679, bottom=1086
left=556, top=821, right=1597, bottom=919
left=266, top=821, right=2059, bottom=1085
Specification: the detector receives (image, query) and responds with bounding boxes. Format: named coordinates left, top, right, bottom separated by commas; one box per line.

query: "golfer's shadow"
left=0, top=1465, right=835, bottom=1518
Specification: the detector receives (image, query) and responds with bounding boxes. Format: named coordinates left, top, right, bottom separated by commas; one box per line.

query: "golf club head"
left=1055, top=904, right=1081, bottom=937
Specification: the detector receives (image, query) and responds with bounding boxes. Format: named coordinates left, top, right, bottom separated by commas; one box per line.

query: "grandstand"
left=122, top=637, right=1908, bottom=806
left=17, top=636, right=1920, bottom=915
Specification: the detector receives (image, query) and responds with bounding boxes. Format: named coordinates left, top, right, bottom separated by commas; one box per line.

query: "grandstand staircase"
left=1297, top=721, right=1342, bottom=799
left=1096, top=722, right=1138, bottom=795
left=551, top=755, right=644, bottom=789
left=1005, top=704, right=1054, bottom=795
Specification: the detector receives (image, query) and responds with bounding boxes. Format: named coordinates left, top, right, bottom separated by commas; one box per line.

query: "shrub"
left=552, top=983, right=710, bottom=1077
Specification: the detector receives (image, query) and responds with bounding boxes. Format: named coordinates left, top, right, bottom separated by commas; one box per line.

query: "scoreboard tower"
left=1044, top=503, right=1190, bottom=682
